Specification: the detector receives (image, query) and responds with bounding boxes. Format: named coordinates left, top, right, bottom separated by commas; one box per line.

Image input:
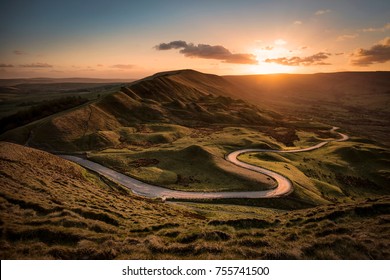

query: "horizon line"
left=1, top=69, right=389, bottom=81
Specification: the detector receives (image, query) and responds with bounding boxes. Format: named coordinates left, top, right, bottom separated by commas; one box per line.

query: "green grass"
left=238, top=136, right=390, bottom=205
left=1, top=142, right=389, bottom=259
left=83, top=124, right=289, bottom=192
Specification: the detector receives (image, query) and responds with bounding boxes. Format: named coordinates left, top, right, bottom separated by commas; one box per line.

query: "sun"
left=248, top=62, right=296, bottom=74
left=245, top=47, right=298, bottom=74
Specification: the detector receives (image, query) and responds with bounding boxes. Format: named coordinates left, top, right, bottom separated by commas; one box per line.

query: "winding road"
left=61, top=127, right=348, bottom=200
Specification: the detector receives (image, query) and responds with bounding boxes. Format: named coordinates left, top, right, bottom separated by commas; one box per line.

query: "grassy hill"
left=1, top=70, right=276, bottom=151
left=1, top=142, right=389, bottom=259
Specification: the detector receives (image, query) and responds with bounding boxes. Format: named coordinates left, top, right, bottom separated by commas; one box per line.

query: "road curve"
left=225, top=127, right=349, bottom=197
left=60, top=127, right=348, bottom=200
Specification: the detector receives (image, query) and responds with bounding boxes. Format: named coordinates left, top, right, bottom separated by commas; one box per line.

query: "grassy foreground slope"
left=1, top=142, right=389, bottom=259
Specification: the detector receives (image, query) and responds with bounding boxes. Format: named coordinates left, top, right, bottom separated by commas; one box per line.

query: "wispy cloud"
left=351, top=37, right=390, bottom=66
left=337, top=34, right=359, bottom=41
left=265, top=52, right=331, bottom=66
left=293, top=20, right=302, bottom=25
left=315, top=9, right=331, bottom=16
left=262, top=46, right=274, bottom=51
left=155, top=40, right=258, bottom=64
left=19, top=62, right=53, bottom=68
left=0, top=63, right=14, bottom=67
left=361, top=23, right=390, bottom=32
left=111, top=64, right=135, bottom=69
left=13, top=50, right=26, bottom=55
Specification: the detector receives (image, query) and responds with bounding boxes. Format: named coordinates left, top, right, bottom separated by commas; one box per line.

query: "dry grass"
left=1, top=142, right=389, bottom=259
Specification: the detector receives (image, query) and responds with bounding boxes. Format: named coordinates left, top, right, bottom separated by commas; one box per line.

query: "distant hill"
left=0, top=70, right=277, bottom=151
left=225, top=72, right=390, bottom=146
left=224, top=71, right=390, bottom=102
left=0, top=77, right=136, bottom=87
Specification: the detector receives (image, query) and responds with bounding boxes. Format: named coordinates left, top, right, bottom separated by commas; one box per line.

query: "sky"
left=1, top=0, right=390, bottom=78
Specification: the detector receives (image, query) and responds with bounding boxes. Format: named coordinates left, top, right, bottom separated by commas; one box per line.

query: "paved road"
left=225, top=127, right=349, bottom=197
left=60, top=127, right=348, bottom=200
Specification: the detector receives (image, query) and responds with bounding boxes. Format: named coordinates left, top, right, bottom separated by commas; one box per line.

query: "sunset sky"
left=1, top=0, right=390, bottom=78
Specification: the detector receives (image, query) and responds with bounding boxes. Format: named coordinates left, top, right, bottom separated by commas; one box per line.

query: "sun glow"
left=248, top=62, right=296, bottom=74
left=246, top=48, right=297, bottom=74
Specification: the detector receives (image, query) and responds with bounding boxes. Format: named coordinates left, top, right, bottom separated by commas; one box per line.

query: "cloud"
left=274, top=39, right=287, bottom=45
left=156, top=40, right=188, bottom=50
left=315, top=9, right=331, bottom=16
left=293, top=20, right=302, bottom=25
left=155, top=40, right=258, bottom=64
left=265, top=52, right=331, bottom=66
left=335, top=52, right=344, bottom=56
left=262, top=46, right=274, bottom=50
left=111, top=64, right=135, bottom=69
left=13, top=50, right=26, bottom=55
left=361, top=23, right=390, bottom=32
left=351, top=37, right=390, bottom=66
left=20, top=62, right=53, bottom=68
left=0, top=63, right=14, bottom=67
left=337, top=34, right=359, bottom=41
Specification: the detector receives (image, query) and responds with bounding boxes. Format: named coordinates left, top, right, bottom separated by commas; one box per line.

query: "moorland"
left=0, top=70, right=389, bottom=259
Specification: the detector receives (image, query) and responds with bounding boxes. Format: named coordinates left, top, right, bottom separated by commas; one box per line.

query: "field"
left=0, top=70, right=389, bottom=259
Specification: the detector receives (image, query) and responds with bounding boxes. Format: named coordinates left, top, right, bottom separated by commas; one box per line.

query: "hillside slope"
left=1, top=142, right=389, bottom=259
left=1, top=70, right=276, bottom=152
